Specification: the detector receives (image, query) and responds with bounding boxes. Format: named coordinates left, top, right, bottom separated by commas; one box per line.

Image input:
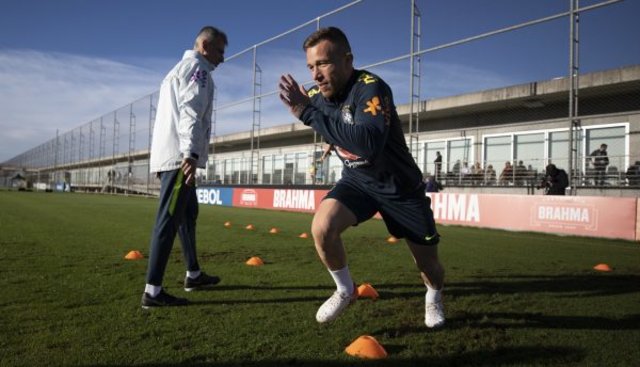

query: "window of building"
left=273, top=156, right=284, bottom=185
left=282, top=154, right=296, bottom=185
left=514, top=132, right=545, bottom=173
left=549, top=130, right=571, bottom=172
left=327, top=155, right=342, bottom=184
left=484, top=135, right=512, bottom=171
left=262, top=155, right=273, bottom=184
left=424, top=141, right=445, bottom=177
left=447, top=138, right=472, bottom=170
left=295, top=153, right=307, bottom=184
left=586, top=125, right=626, bottom=171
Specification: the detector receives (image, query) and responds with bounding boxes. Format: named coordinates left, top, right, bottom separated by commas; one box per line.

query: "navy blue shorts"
left=325, top=182, right=440, bottom=246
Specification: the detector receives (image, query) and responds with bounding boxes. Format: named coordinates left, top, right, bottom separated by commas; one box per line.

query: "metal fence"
left=2, top=0, right=638, bottom=194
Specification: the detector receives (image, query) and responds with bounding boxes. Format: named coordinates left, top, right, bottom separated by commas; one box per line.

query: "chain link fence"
left=1, top=0, right=638, bottom=194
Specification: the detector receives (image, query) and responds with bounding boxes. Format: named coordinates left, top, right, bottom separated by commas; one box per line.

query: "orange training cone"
left=345, top=335, right=387, bottom=359
left=387, top=236, right=398, bottom=243
left=269, top=227, right=279, bottom=234
left=357, top=283, right=379, bottom=300
left=593, top=263, right=612, bottom=272
left=124, top=250, right=144, bottom=260
left=224, top=221, right=232, bottom=228
left=298, top=232, right=309, bottom=239
left=246, top=224, right=255, bottom=230
left=246, top=256, right=264, bottom=266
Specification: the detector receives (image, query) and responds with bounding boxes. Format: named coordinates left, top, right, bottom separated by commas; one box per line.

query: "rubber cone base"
left=387, top=236, right=398, bottom=243
left=224, top=221, right=232, bottom=228
left=246, top=256, right=264, bottom=266
left=298, top=232, right=309, bottom=238
left=593, top=263, right=612, bottom=272
left=246, top=224, right=255, bottom=230
left=345, top=335, right=387, bottom=359
left=124, top=250, right=144, bottom=260
left=269, top=228, right=279, bottom=234
left=357, top=283, right=379, bottom=300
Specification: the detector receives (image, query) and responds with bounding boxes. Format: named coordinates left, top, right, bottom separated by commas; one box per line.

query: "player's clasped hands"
left=279, top=74, right=310, bottom=118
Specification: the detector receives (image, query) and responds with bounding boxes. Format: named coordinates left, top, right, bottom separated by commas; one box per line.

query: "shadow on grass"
left=374, top=312, right=640, bottom=337
left=189, top=295, right=325, bottom=306
left=378, top=274, right=640, bottom=299
left=459, top=312, right=640, bottom=330
left=86, top=345, right=583, bottom=366
left=165, top=274, right=639, bottom=310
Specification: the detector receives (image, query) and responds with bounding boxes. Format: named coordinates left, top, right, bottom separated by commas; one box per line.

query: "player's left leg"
left=378, top=189, right=445, bottom=328
left=178, top=184, right=220, bottom=291
left=406, top=240, right=446, bottom=328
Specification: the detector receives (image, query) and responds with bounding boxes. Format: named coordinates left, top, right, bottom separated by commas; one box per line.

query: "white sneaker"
left=316, top=289, right=357, bottom=323
left=425, top=297, right=445, bottom=328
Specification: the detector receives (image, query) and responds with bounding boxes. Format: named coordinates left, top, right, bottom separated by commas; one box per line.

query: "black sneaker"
left=141, top=289, right=189, bottom=309
left=184, top=272, right=221, bottom=292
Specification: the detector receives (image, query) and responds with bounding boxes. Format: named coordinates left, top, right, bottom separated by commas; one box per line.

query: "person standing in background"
left=142, top=26, right=227, bottom=308
left=434, top=151, right=442, bottom=180
left=589, top=143, right=609, bottom=186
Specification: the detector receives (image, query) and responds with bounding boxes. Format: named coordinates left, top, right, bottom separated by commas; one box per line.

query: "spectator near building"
left=499, top=161, right=513, bottom=185
left=424, top=175, right=443, bottom=193
left=434, top=152, right=442, bottom=180
left=539, top=164, right=569, bottom=195
left=626, top=161, right=640, bottom=187
left=514, top=160, right=527, bottom=186
left=589, top=143, right=609, bottom=186
left=484, top=164, right=497, bottom=186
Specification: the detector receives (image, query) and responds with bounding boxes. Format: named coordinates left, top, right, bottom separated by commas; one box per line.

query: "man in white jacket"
left=142, top=26, right=227, bottom=308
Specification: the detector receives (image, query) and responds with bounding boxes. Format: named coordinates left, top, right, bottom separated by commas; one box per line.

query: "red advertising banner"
left=233, top=188, right=330, bottom=213
left=229, top=187, right=637, bottom=241
left=426, top=193, right=638, bottom=241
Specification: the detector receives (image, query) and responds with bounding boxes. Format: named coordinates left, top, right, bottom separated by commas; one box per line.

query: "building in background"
left=2, top=64, right=639, bottom=197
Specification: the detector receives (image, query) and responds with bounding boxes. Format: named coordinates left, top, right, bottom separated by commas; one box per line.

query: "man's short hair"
left=600, top=144, right=608, bottom=148
left=196, top=26, right=228, bottom=46
left=303, top=26, right=351, bottom=54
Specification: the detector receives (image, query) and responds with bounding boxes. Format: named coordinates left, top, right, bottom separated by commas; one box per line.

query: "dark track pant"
left=145, top=169, right=200, bottom=286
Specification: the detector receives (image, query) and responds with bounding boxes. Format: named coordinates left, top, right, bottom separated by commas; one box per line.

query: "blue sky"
left=1, top=0, right=638, bottom=163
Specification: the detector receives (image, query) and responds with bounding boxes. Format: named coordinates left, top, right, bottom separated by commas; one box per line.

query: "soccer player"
left=141, top=26, right=227, bottom=308
left=278, top=27, right=445, bottom=327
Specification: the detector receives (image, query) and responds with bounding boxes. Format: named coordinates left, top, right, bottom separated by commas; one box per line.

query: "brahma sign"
left=232, top=188, right=329, bottom=213
left=426, top=193, right=637, bottom=241
left=199, top=186, right=638, bottom=241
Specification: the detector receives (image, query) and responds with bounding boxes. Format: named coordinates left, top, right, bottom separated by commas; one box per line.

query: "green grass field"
left=0, top=190, right=638, bottom=366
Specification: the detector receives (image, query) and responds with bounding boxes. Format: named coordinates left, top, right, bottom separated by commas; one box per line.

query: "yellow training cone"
left=224, top=221, right=232, bottom=228
left=387, top=236, right=398, bottom=243
left=593, top=263, right=612, bottom=272
left=357, top=283, right=379, bottom=300
left=345, top=335, right=387, bottom=359
left=269, top=227, right=279, bottom=234
left=246, top=224, right=255, bottom=230
left=298, top=232, right=309, bottom=239
left=124, top=250, right=144, bottom=260
left=246, top=256, right=264, bottom=266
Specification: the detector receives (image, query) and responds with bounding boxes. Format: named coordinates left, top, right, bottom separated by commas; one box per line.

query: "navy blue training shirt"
left=299, top=69, right=424, bottom=196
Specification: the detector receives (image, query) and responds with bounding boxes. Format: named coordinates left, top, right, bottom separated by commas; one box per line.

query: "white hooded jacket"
left=149, top=50, right=215, bottom=173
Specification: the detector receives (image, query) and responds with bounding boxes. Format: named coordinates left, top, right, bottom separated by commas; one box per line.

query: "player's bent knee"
left=311, top=220, right=337, bottom=244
